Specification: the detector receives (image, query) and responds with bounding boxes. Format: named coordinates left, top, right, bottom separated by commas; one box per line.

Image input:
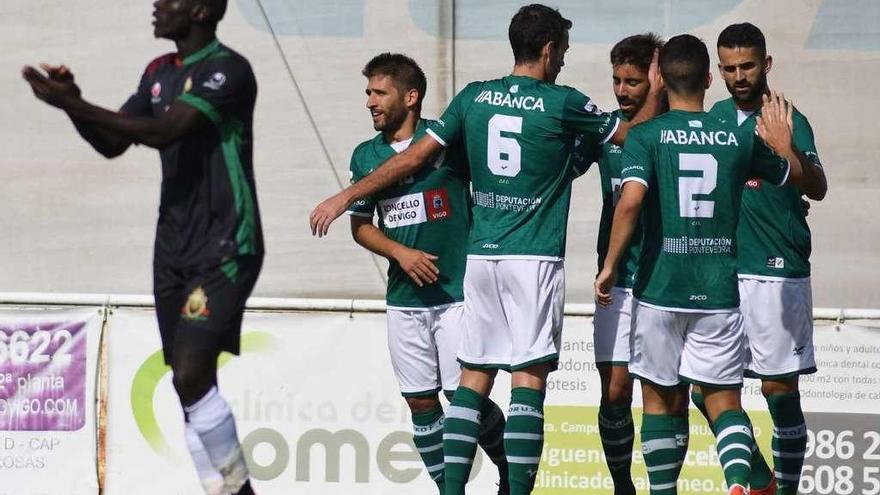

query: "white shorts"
left=386, top=304, right=464, bottom=397
left=459, top=258, right=565, bottom=371
left=739, top=277, right=816, bottom=378
left=629, top=302, right=745, bottom=388
left=593, top=287, right=633, bottom=365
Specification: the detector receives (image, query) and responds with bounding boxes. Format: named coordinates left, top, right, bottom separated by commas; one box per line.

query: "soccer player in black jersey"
left=23, top=1, right=261, bottom=494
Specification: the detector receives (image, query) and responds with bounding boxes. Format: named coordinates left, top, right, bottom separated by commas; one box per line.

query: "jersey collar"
left=182, top=39, right=221, bottom=66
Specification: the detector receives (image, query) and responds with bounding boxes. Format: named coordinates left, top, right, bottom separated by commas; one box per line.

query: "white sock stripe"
left=642, top=438, right=679, bottom=453
left=507, top=455, right=541, bottom=464
left=647, top=461, right=683, bottom=473
left=723, top=458, right=751, bottom=472
left=715, top=425, right=752, bottom=445
left=650, top=481, right=677, bottom=490
left=598, top=415, right=633, bottom=429
left=773, top=424, right=807, bottom=438
left=417, top=443, right=444, bottom=454
left=771, top=449, right=806, bottom=458
left=718, top=443, right=752, bottom=459
left=413, top=420, right=444, bottom=436
left=444, top=456, right=473, bottom=465
left=447, top=405, right=481, bottom=424
left=503, top=432, right=544, bottom=440
left=443, top=433, right=478, bottom=444
left=775, top=471, right=802, bottom=481
left=602, top=435, right=634, bottom=446
left=508, top=409, right=544, bottom=419
left=425, top=463, right=445, bottom=472
left=605, top=453, right=633, bottom=463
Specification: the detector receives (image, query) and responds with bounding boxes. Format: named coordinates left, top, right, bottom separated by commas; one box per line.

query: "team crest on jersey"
left=151, top=82, right=162, bottom=103
left=182, top=286, right=211, bottom=321
left=203, top=72, right=227, bottom=90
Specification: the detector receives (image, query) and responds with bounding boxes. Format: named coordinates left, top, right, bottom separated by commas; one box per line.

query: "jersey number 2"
left=678, top=153, right=717, bottom=218
left=487, top=114, right=522, bottom=177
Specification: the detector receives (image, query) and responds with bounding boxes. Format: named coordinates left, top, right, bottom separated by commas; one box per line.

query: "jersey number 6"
left=487, top=114, right=522, bottom=177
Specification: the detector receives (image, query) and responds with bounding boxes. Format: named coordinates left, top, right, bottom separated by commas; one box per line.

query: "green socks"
left=641, top=414, right=689, bottom=494
left=443, top=387, right=484, bottom=495
left=713, top=409, right=754, bottom=489
left=598, top=403, right=636, bottom=494
left=505, top=387, right=546, bottom=495
left=768, top=392, right=807, bottom=495
left=412, top=406, right=446, bottom=492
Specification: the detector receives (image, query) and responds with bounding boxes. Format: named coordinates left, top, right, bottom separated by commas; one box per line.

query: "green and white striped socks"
left=641, top=414, right=689, bottom=494
left=598, top=403, right=636, bottom=494
left=443, top=387, right=484, bottom=495
left=768, top=392, right=807, bottom=495
left=713, top=410, right=755, bottom=490
left=412, top=406, right=447, bottom=492
left=505, top=387, right=546, bottom=495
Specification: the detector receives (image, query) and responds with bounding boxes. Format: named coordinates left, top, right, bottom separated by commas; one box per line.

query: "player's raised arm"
left=309, top=136, right=443, bottom=237
left=607, top=48, right=665, bottom=145
left=23, top=64, right=209, bottom=149
left=756, top=91, right=827, bottom=199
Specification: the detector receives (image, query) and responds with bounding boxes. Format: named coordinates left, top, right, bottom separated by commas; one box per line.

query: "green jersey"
left=571, top=110, right=642, bottom=288
left=710, top=98, right=821, bottom=280
left=347, top=119, right=471, bottom=309
left=426, top=75, right=619, bottom=259
left=621, top=110, right=789, bottom=311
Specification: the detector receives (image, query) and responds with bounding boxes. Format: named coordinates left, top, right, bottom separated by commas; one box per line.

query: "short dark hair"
left=610, top=33, right=664, bottom=72
left=660, top=34, right=710, bottom=95
left=362, top=53, right=427, bottom=108
left=717, top=22, right=766, bottom=58
left=509, top=4, right=573, bottom=64
left=196, top=0, right=228, bottom=26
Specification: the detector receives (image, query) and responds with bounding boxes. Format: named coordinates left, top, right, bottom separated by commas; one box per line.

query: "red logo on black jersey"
left=745, top=178, right=762, bottom=189
left=425, top=188, right=451, bottom=221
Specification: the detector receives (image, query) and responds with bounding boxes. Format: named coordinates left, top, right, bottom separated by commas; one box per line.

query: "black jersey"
left=121, top=40, right=264, bottom=268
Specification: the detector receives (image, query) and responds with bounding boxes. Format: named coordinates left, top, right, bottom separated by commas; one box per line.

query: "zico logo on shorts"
left=378, top=188, right=451, bottom=228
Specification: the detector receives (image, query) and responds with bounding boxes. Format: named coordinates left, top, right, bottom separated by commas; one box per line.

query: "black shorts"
left=153, top=255, right=262, bottom=364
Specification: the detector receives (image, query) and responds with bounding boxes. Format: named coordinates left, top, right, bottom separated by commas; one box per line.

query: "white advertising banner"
left=0, top=307, right=103, bottom=495
left=102, top=308, right=880, bottom=495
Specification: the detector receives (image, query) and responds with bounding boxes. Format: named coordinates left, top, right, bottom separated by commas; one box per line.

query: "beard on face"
left=373, top=102, right=407, bottom=132
left=727, top=71, right=767, bottom=105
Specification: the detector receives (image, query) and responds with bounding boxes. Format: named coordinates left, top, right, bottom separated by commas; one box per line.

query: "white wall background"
left=1, top=0, right=877, bottom=307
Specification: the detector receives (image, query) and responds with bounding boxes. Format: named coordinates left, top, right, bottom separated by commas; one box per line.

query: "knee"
left=406, top=395, right=441, bottom=414
left=603, top=381, right=633, bottom=406
left=172, top=365, right=214, bottom=406
left=761, top=378, right=798, bottom=398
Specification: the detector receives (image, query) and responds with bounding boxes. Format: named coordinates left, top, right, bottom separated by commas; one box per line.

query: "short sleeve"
left=568, top=135, right=601, bottom=179
left=561, top=89, right=619, bottom=146
left=426, top=83, right=479, bottom=148
left=346, top=150, right=376, bottom=218
left=119, top=71, right=152, bottom=117
left=792, top=113, right=822, bottom=169
left=177, top=56, right=256, bottom=125
left=619, top=126, right=652, bottom=188
left=750, top=135, right=790, bottom=186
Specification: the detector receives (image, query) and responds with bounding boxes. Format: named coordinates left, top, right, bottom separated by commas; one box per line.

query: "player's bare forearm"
left=62, top=97, right=204, bottom=149
left=310, top=137, right=443, bottom=237
left=350, top=216, right=439, bottom=286
left=604, top=189, right=643, bottom=273
left=67, top=116, right=132, bottom=158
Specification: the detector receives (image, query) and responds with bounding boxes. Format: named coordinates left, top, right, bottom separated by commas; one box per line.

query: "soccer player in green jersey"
left=312, top=5, right=662, bottom=494
left=694, top=23, right=827, bottom=495
left=570, top=33, right=665, bottom=495
left=346, top=53, right=510, bottom=495
left=595, top=34, right=824, bottom=495
left=22, top=1, right=261, bottom=494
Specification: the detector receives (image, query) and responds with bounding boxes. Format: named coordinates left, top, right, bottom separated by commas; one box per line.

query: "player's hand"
left=594, top=268, right=618, bottom=308
left=647, top=48, right=664, bottom=94
left=22, top=64, right=81, bottom=108
left=394, top=247, right=440, bottom=287
left=755, top=90, right=794, bottom=156
left=801, top=197, right=811, bottom=217
left=309, top=193, right=350, bottom=237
